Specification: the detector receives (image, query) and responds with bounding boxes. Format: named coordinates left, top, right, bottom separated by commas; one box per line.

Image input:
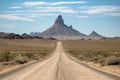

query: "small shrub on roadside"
left=24, top=53, right=34, bottom=59
left=0, top=52, right=15, bottom=62
left=104, top=56, right=120, bottom=66
left=13, top=55, right=28, bottom=64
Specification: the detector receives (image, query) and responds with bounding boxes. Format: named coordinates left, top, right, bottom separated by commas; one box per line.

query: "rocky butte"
left=31, top=15, right=104, bottom=40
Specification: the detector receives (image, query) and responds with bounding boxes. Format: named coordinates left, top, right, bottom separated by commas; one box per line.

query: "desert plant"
left=24, top=53, right=34, bottom=59
left=104, top=56, right=120, bottom=66
left=13, top=55, right=28, bottom=64
left=0, top=52, right=14, bottom=62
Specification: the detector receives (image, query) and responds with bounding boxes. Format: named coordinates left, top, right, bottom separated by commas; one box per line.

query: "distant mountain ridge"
left=30, top=32, right=40, bottom=36
left=0, top=32, right=42, bottom=39
left=29, top=15, right=104, bottom=40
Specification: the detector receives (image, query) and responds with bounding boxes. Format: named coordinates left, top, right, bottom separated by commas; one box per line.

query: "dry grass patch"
left=0, top=39, right=56, bottom=51
left=0, top=39, right=56, bottom=65
left=63, top=38, right=120, bottom=66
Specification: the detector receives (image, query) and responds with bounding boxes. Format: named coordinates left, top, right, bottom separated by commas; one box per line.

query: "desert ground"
left=63, top=38, right=120, bottom=76
left=0, top=39, right=120, bottom=80
left=0, top=39, right=56, bottom=73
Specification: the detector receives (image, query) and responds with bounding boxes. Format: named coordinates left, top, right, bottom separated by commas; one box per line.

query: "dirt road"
left=0, top=41, right=119, bottom=80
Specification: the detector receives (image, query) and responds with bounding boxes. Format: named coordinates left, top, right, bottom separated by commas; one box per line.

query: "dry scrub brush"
left=63, top=39, right=120, bottom=66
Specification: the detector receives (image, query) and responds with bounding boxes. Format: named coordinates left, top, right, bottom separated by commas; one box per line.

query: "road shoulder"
left=66, top=52, right=120, bottom=79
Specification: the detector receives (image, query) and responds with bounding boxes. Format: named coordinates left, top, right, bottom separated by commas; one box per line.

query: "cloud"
left=0, top=14, right=35, bottom=22
left=0, top=13, right=58, bottom=21
left=9, top=6, right=22, bottom=9
left=4, top=1, right=82, bottom=18
left=5, top=6, right=77, bottom=14
left=22, top=2, right=48, bottom=7
left=78, top=16, right=88, bottom=18
left=36, top=6, right=69, bottom=9
left=5, top=10, right=24, bottom=13
left=23, top=13, right=58, bottom=18
left=22, top=1, right=86, bottom=7
left=106, top=13, right=120, bottom=16
left=80, top=6, right=120, bottom=16
left=50, top=1, right=87, bottom=5
left=26, top=7, right=77, bottom=13
left=80, top=6, right=119, bottom=14
left=1, top=1, right=86, bottom=22
left=8, top=13, right=57, bottom=16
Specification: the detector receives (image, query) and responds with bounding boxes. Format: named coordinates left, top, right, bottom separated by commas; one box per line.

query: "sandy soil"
left=0, top=41, right=119, bottom=80
left=88, top=62, right=120, bottom=76
left=0, top=61, right=36, bottom=74
left=0, top=64, right=18, bottom=73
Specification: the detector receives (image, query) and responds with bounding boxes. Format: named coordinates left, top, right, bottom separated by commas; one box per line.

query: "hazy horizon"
left=0, top=0, right=120, bottom=37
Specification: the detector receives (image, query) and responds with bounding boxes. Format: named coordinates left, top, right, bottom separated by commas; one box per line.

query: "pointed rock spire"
left=91, top=31, right=100, bottom=36
left=55, top=15, right=64, bottom=24
left=92, top=31, right=97, bottom=34
left=89, top=31, right=103, bottom=38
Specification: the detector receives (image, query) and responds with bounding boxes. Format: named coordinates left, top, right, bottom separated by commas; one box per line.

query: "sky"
left=0, top=0, right=120, bottom=37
